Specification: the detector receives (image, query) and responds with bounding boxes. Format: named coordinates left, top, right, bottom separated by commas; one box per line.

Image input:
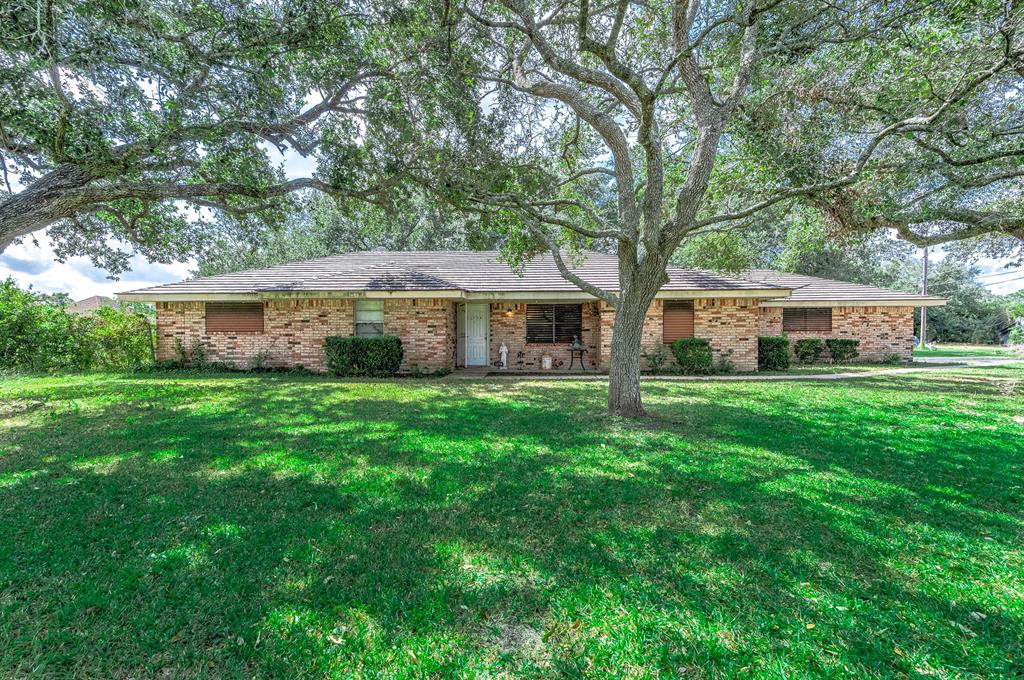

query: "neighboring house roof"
left=67, top=295, right=115, bottom=314
left=742, top=270, right=947, bottom=307
left=118, top=251, right=788, bottom=301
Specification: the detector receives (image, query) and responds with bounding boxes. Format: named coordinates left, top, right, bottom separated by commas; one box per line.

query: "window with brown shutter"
left=782, top=307, right=832, bottom=332
left=525, top=304, right=583, bottom=343
left=663, top=301, right=694, bottom=344
left=205, top=302, right=264, bottom=333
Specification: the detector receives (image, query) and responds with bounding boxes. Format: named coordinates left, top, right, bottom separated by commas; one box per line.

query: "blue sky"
left=2, top=145, right=1021, bottom=300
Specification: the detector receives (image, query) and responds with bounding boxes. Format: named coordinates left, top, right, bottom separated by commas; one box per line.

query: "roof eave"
left=119, top=286, right=792, bottom=303
left=654, top=288, right=791, bottom=299
left=117, top=291, right=262, bottom=302
left=761, top=298, right=947, bottom=308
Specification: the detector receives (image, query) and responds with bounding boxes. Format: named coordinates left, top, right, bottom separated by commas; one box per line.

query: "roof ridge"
left=280, top=260, right=462, bottom=291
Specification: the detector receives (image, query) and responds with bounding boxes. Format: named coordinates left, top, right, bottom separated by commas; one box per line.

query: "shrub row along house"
left=118, top=251, right=946, bottom=373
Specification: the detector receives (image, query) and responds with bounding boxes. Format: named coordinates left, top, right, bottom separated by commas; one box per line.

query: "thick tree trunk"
left=606, top=252, right=666, bottom=417
left=607, top=296, right=648, bottom=416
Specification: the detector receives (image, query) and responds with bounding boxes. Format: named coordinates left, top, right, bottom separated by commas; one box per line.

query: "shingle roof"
left=743, top=270, right=946, bottom=306
left=67, top=295, right=115, bottom=314
left=118, top=250, right=784, bottom=299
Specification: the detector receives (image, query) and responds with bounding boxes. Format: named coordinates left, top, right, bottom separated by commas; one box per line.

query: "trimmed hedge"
left=758, top=335, right=790, bottom=370
left=826, top=338, right=860, bottom=363
left=671, top=338, right=713, bottom=375
left=325, top=335, right=403, bottom=377
left=793, top=338, right=826, bottom=364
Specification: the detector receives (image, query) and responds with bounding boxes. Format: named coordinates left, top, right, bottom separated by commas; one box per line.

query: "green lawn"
left=914, top=343, right=1020, bottom=358
left=1, top=370, right=1022, bottom=677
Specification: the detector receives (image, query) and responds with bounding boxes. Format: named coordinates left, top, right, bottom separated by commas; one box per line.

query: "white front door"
left=465, top=303, right=489, bottom=366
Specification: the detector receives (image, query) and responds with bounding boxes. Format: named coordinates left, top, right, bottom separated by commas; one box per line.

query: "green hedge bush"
left=758, top=336, right=790, bottom=370
left=793, top=338, right=826, bottom=364
left=826, top=338, right=860, bottom=362
left=0, top=279, right=153, bottom=372
left=325, top=335, right=403, bottom=377
left=671, top=338, right=713, bottom=375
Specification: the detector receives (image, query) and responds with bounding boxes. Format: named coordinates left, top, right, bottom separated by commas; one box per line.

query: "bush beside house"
left=826, top=339, right=861, bottom=363
left=793, top=338, right=827, bottom=364
left=758, top=336, right=790, bottom=370
left=325, top=336, right=404, bottom=377
left=671, top=338, right=714, bottom=375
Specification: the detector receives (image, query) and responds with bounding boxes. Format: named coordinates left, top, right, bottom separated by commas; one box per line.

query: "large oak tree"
left=435, top=0, right=1023, bottom=415
left=3, top=0, right=1023, bottom=417
left=0, top=0, right=449, bottom=271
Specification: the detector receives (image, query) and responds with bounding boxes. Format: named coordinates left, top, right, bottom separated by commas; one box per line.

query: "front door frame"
left=464, top=303, right=490, bottom=367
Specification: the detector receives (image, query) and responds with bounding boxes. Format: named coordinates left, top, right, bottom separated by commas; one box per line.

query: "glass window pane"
left=355, top=322, right=384, bottom=337
left=355, top=300, right=385, bottom=324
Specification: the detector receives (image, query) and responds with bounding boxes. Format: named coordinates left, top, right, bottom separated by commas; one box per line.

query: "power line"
left=977, top=269, right=1023, bottom=279
left=981, top=274, right=1024, bottom=288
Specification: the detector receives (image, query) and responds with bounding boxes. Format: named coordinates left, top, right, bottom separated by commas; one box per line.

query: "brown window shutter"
left=205, top=302, right=264, bottom=332
left=782, top=307, right=832, bottom=332
left=804, top=307, right=832, bottom=332
left=663, top=301, right=694, bottom=344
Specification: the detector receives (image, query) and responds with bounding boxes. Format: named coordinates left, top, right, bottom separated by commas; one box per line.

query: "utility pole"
left=920, top=246, right=929, bottom=346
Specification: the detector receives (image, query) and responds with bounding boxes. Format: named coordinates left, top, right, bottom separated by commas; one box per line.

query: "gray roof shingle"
left=743, top=269, right=946, bottom=306
left=119, top=251, right=784, bottom=298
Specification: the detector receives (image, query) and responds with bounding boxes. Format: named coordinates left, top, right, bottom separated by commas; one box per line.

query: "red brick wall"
left=597, top=300, right=663, bottom=370
left=597, top=298, right=761, bottom=371
left=489, top=302, right=601, bottom=370
left=694, top=298, right=760, bottom=371
left=383, top=298, right=457, bottom=373
left=758, top=306, right=914, bottom=362
left=155, top=298, right=456, bottom=373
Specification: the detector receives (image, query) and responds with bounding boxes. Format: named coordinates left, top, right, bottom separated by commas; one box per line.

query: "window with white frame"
left=354, top=299, right=384, bottom=336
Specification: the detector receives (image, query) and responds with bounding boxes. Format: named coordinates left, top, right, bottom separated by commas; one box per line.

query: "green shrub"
left=249, top=349, right=273, bottom=370
left=0, top=279, right=152, bottom=373
left=90, top=306, right=154, bottom=370
left=1010, top=325, right=1024, bottom=345
left=174, top=338, right=210, bottom=368
left=714, top=354, right=736, bottom=374
left=880, top=352, right=903, bottom=365
left=793, top=338, right=826, bottom=364
left=671, top=338, right=713, bottom=375
left=758, top=336, right=790, bottom=371
left=642, top=344, right=672, bottom=373
left=826, top=338, right=860, bottom=362
left=325, top=335, right=403, bottom=377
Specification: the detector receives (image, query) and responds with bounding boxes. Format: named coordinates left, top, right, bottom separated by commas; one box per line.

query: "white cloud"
left=260, top=141, right=319, bottom=179
left=922, top=245, right=1024, bottom=295
left=0, top=234, right=193, bottom=301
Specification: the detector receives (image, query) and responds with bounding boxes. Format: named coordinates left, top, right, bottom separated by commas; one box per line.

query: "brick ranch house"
left=118, top=251, right=946, bottom=373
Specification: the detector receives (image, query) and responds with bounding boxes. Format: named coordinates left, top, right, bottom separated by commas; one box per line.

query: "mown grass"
left=914, top=343, right=1020, bottom=358
left=1, top=369, right=1022, bottom=678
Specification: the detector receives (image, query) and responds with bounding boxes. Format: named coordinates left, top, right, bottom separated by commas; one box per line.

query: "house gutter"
left=760, top=298, right=947, bottom=308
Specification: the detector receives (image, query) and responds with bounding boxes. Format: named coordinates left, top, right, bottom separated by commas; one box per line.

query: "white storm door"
left=465, top=303, right=489, bottom=366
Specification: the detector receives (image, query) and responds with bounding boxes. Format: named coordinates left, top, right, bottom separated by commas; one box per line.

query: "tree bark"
left=0, top=164, right=96, bottom=251
left=607, top=295, right=647, bottom=416
left=606, top=253, right=665, bottom=417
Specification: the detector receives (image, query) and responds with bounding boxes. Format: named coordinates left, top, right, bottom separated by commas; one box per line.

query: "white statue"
left=499, top=342, right=509, bottom=369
